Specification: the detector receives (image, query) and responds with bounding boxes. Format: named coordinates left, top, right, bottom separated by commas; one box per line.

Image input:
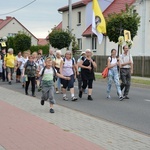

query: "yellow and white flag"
left=92, top=0, right=106, bottom=44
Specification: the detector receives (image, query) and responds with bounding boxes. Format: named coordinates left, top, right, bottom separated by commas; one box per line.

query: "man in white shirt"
left=120, top=45, right=133, bottom=99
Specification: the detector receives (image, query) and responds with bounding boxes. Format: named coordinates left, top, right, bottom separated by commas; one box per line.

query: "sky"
left=0, top=0, right=79, bottom=38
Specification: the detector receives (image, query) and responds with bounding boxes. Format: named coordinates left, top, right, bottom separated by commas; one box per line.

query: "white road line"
left=144, top=99, right=150, bottom=102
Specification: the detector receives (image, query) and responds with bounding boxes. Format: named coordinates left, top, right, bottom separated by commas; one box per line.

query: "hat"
left=80, top=52, right=85, bottom=56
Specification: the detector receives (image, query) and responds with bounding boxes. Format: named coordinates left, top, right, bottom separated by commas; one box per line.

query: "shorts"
left=6, top=67, right=14, bottom=74
left=61, top=74, right=74, bottom=89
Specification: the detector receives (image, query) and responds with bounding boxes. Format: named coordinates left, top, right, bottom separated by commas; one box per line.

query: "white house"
left=57, top=0, right=150, bottom=56
left=0, top=16, right=38, bottom=46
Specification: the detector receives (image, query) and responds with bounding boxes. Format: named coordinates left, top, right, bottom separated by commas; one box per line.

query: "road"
left=1, top=78, right=150, bottom=135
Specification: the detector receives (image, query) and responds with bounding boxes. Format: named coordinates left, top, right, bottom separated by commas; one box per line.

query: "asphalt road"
left=1, top=78, right=150, bottom=135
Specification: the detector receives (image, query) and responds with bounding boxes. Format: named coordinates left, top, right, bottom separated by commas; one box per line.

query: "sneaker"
left=8, top=81, right=11, bottom=85
left=63, top=96, right=68, bottom=101
left=56, top=90, right=59, bottom=94
left=25, top=92, right=28, bottom=95
left=119, top=96, right=124, bottom=101
left=50, top=108, right=55, bottom=113
left=124, top=96, right=129, bottom=99
left=71, top=96, right=78, bottom=101
left=107, top=95, right=111, bottom=99
left=79, top=90, right=83, bottom=98
left=32, top=94, right=36, bottom=97
left=38, top=87, right=42, bottom=92
left=87, top=95, right=93, bottom=101
left=40, top=100, right=44, bottom=105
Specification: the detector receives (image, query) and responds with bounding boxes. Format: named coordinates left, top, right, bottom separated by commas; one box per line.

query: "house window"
left=92, top=37, right=97, bottom=51
left=77, top=38, right=82, bottom=50
left=77, top=12, right=81, bottom=25
left=8, top=33, right=17, bottom=37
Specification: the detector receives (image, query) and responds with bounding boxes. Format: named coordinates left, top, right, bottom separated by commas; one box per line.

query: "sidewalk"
left=0, top=86, right=150, bottom=150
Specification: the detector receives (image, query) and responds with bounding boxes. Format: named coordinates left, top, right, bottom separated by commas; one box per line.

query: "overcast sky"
left=0, top=0, right=79, bottom=38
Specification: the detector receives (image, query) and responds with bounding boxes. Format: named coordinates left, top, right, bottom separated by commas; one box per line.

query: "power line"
left=0, top=0, right=37, bottom=16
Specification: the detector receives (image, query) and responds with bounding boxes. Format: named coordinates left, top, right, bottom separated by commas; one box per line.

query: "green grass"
left=95, top=74, right=150, bottom=85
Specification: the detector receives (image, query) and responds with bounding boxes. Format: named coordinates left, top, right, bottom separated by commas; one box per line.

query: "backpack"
left=63, top=57, right=75, bottom=65
left=25, top=60, right=37, bottom=76
left=41, top=66, right=57, bottom=82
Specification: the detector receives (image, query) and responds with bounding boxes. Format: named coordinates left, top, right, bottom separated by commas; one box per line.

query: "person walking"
left=20, top=51, right=28, bottom=88
left=39, top=57, right=70, bottom=113
left=16, top=51, right=22, bottom=83
left=0, top=49, right=6, bottom=82
left=4, top=48, right=16, bottom=85
left=22, top=55, right=37, bottom=97
left=60, top=51, right=78, bottom=101
left=77, top=51, right=86, bottom=92
left=78, top=49, right=97, bottom=100
left=54, top=50, right=63, bottom=93
left=120, top=45, right=133, bottom=99
left=106, top=49, right=124, bottom=101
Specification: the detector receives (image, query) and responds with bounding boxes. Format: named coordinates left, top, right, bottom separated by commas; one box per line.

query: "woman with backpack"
left=78, top=49, right=97, bottom=100
left=22, top=55, right=37, bottom=97
left=106, top=49, right=124, bottom=101
left=60, top=51, right=78, bottom=101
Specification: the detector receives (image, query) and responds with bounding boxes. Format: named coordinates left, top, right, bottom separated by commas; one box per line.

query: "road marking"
left=144, top=99, right=150, bottom=102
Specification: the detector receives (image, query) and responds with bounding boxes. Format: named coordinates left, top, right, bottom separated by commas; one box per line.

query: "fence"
left=93, top=56, right=150, bottom=77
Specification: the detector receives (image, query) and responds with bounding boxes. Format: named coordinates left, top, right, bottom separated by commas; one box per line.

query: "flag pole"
left=68, top=0, right=72, bottom=52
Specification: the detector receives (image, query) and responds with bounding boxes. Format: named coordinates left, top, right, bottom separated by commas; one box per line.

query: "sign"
left=124, top=30, right=131, bottom=42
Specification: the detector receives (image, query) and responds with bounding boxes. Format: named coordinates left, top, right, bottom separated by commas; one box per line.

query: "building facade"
left=0, top=16, right=38, bottom=46
left=58, top=0, right=150, bottom=56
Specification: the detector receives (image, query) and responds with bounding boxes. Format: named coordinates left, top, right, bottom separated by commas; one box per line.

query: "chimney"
left=6, top=16, right=12, bottom=20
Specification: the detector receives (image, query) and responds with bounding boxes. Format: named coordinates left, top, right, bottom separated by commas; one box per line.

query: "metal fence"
left=93, top=56, right=150, bottom=77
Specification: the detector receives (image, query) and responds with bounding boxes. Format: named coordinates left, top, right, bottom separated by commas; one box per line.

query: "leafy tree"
left=106, top=5, right=140, bottom=43
left=49, top=29, right=72, bottom=49
left=71, top=34, right=79, bottom=56
left=13, top=33, right=31, bottom=53
left=30, top=45, right=49, bottom=55
left=7, top=37, right=15, bottom=51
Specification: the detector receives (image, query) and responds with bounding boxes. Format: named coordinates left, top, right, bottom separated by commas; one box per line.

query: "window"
left=77, top=12, right=81, bottom=25
left=8, top=33, right=17, bottom=37
left=77, top=38, right=82, bottom=50
left=92, top=37, right=97, bottom=51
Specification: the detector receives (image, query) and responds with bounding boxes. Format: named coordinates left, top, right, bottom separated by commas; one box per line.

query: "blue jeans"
left=107, top=68, right=122, bottom=96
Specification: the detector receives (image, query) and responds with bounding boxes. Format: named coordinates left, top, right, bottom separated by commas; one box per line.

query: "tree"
left=49, top=29, right=72, bottom=50
left=106, top=5, right=140, bottom=43
left=14, top=33, right=31, bottom=54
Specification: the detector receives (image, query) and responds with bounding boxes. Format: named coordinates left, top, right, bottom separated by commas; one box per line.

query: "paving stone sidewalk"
left=0, top=87, right=150, bottom=150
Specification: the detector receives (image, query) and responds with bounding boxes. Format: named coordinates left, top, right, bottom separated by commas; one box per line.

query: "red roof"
left=58, top=0, right=92, bottom=12
left=82, top=0, right=135, bottom=36
left=103, top=0, right=135, bottom=17
left=0, top=16, right=38, bottom=40
left=55, top=22, right=62, bottom=30
left=0, top=16, right=13, bottom=30
left=38, top=38, right=49, bottom=46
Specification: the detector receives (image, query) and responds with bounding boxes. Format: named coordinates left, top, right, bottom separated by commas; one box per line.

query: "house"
left=0, top=16, right=38, bottom=46
left=58, top=0, right=150, bottom=56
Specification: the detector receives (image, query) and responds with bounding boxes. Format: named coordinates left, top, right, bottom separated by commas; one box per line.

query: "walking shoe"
left=119, top=96, right=124, bottom=101
left=107, top=95, right=111, bottom=99
left=50, top=108, right=55, bottom=113
left=56, top=90, right=59, bottom=94
left=87, top=95, right=93, bottom=101
left=32, top=94, right=36, bottom=97
left=79, top=90, right=83, bottom=98
left=63, top=96, right=68, bottom=101
left=25, top=92, right=28, bottom=95
left=71, top=96, right=78, bottom=101
left=8, top=81, right=11, bottom=85
left=124, top=96, right=129, bottom=99
left=40, top=100, right=44, bottom=105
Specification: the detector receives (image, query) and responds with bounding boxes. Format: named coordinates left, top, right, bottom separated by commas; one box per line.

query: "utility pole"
left=68, top=0, right=72, bottom=52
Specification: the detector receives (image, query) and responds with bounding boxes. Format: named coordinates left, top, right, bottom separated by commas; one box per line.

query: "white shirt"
left=120, top=53, right=133, bottom=68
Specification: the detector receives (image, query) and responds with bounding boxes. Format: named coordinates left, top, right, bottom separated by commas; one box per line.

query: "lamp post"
left=68, top=0, right=72, bottom=52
